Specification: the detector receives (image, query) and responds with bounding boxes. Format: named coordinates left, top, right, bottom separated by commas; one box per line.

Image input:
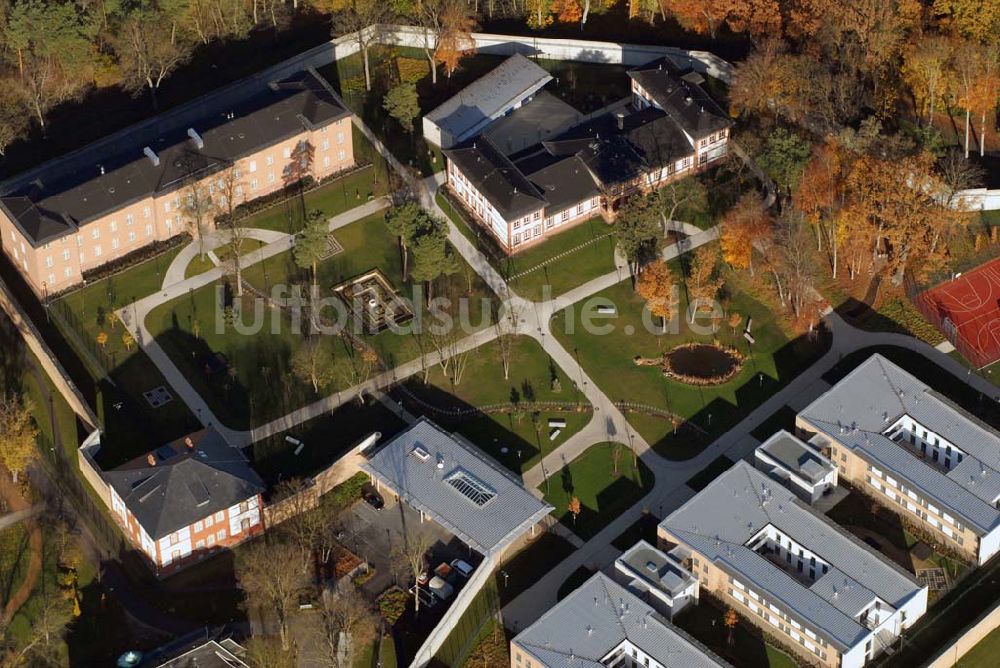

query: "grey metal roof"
left=426, top=54, right=552, bottom=143
left=660, top=461, right=924, bottom=652
left=513, top=572, right=730, bottom=668
left=799, top=353, right=1000, bottom=534
left=483, top=90, right=583, bottom=156
left=1, top=70, right=349, bottom=246
left=157, top=639, right=248, bottom=667
left=103, top=428, right=264, bottom=540
left=616, top=539, right=695, bottom=596
left=360, top=419, right=552, bottom=555
left=757, top=430, right=835, bottom=484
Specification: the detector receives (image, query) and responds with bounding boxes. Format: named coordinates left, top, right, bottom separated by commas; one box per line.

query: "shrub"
left=377, top=586, right=409, bottom=625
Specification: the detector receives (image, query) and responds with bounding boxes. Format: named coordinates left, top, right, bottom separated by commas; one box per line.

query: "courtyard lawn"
left=251, top=400, right=407, bottom=485
left=390, top=335, right=589, bottom=473
left=507, top=219, right=618, bottom=301
left=550, top=264, right=831, bottom=460
left=184, top=254, right=216, bottom=279
left=674, top=598, right=800, bottom=668
left=146, top=211, right=495, bottom=430
left=542, top=442, right=655, bottom=540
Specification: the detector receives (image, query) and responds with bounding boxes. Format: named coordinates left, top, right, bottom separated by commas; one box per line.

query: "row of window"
left=728, top=585, right=829, bottom=660
left=867, top=464, right=965, bottom=533
left=866, top=473, right=965, bottom=545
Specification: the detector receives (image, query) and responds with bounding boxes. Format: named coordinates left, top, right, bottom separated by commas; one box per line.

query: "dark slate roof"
left=522, top=155, right=601, bottom=214
left=543, top=107, right=690, bottom=187
left=443, top=135, right=547, bottom=221
left=628, top=57, right=732, bottom=137
left=104, top=428, right=263, bottom=540
left=799, top=354, right=1000, bottom=534
left=1, top=70, right=349, bottom=246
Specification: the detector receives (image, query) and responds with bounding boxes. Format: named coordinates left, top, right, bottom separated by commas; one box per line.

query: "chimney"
left=184, top=436, right=195, bottom=451
left=146, top=453, right=156, bottom=467
left=143, top=146, right=160, bottom=167
left=187, top=128, right=205, bottom=149
left=616, top=113, right=625, bottom=131
left=98, top=165, right=105, bottom=176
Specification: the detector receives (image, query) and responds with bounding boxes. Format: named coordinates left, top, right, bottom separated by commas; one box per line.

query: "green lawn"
left=685, top=455, right=734, bottom=492
left=251, top=400, right=407, bottom=484
left=551, top=263, right=830, bottom=460
left=393, top=335, right=590, bottom=472
left=146, top=211, right=494, bottom=429
left=956, top=625, right=1000, bottom=668
left=184, top=254, right=216, bottom=279
left=542, top=442, right=655, bottom=540
left=674, top=598, right=800, bottom=668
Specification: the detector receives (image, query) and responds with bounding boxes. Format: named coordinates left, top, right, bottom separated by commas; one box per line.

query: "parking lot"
left=338, top=492, right=484, bottom=599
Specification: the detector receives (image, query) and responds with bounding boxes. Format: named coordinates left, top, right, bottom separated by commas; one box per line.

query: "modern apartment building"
left=103, top=428, right=265, bottom=577
left=0, top=70, right=353, bottom=297
left=659, top=461, right=928, bottom=668
left=443, top=56, right=731, bottom=254
left=797, top=353, right=1000, bottom=565
left=511, top=571, right=729, bottom=668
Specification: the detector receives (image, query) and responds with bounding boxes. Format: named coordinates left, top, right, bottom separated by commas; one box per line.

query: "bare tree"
left=395, top=531, right=434, bottom=618
left=493, top=297, right=521, bottom=381
left=237, top=541, right=307, bottom=651
left=217, top=165, right=250, bottom=296
left=936, top=148, right=985, bottom=209
left=335, top=4, right=387, bottom=92
left=181, top=176, right=218, bottom=261
left=272, top=478, right=323, bottom=575
left=114, top=10, right=192, bottom=109
left=306, top=585, right=379, bottom=667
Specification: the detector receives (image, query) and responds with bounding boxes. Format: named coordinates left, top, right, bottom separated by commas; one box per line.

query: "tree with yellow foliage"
left=96, top=331, right=108, bottom=349
left=686, top=245, right=724, bottom=322
left=636, top=260, right=676, bottom=332
left=0, top=393, right=37, bottom=482
left=720, top=191, right=772, bottom=276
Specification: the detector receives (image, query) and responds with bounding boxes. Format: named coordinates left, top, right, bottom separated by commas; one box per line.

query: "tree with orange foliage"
left=933, top=0, right=1000, bottom=44
left=435, top=0, right=477, bottom=80
left=686, top=245, right=724, bottom=321
left=794, top=140, right=848, bottom=277
left=552, top=0, right=583, bottom=23
left=662, top=0, right=727, bottom=38
left=725, top=0, right=783, bottom=40
left=724, top=607, right=739, bottom=646
left=720, top=191, right=772, bottom=276
left=636, top=260, right=676, bottom=332
left=568, top=497, right=581, bottom=526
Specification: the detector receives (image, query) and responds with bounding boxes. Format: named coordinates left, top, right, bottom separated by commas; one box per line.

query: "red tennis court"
left=915, top=256, right=1000, bottom=368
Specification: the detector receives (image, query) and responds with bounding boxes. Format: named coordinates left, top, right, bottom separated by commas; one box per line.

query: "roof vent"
left=143, top=146, right=160, bottom=167
left=98, top=165, right=105, bottom=176
left=684, top=96, right=693, bottom=105
left=411, top=445, right=431, bottom=462
left=187, top=128, right=205, bottom=149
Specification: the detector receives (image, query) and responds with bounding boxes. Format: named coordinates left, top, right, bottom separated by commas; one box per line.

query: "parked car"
left=429, top=575, right=454, bottom=601
left=450, top=559, right=474, bottom=579
left=361, top=483, right=384, bottom=510
left=409, top=585, right=437, bottom=609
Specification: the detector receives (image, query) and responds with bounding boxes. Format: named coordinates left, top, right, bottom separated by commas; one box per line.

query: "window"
left=217, top=529, right=226, bottom=541
left=322, top=140, right=330, bottom=150
left=64, top=267, right=72, bottom=278
left=196, top=540, right=205, bottom=549
left=512, top=234, right=521, bottom=245
left=91, top=229, right=100, bottom=240
left=561, top=210, right=570, bottom=222
left=110, top=221, right=118, bottom=232
left=513, top=220, right=521, bottom=229
left=283, top=147, right=291, bottom=159
left=576, top=203, right=584, bottom=215
left=338, top=150, right=346, bottom=161
left=207, top=534, right=215, bottom=546
left=323, top=156, right=331, bottom=167
left=44, top=256, right=53, bottom=268
left=143, top=206, right=151, bottom=218
left=446, top=470, right=496, bottom=506
left=145, top=224, right=153, bottom=237
left=266, top=155, right=274, bottom=166
left=111, top=238, right=119, bottom=250
left=128, top=231, right=136, bottom=242
left=337, top=132, right=345, bottom=145
left=267, top=172, right=276, bottom=184
left=248, top=160, right=257, bottom=173
left=62, top=249, right=70, bottom=261
left=194, top=520, right=203, bottom=532
left=93, top=245, right=102, bottom=258
left=47, top=273, right=55, bottom=285
left=205, top=515, right=214, bottom=528
left=533, top=211, right=541, bottom=221
left=170, top=533, right=179, bottom=545
left=164, top=201, right=171, bottom=213
left=250, top=179, right=258, bottom=192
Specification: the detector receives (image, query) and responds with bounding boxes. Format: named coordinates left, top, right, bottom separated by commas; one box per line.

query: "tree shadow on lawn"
left=388, top=382, right=546, bottom=474
left=648, top=324, right=832, bottom=460
left=834, top=297, right=920, bottom=338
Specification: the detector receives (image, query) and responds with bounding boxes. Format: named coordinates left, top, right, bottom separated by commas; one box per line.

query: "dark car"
left=361, top=483, right=384, bottom=510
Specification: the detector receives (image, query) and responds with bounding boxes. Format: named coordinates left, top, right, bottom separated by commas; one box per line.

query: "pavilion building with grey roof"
left=755, top=429, right=838, bottom=503
left=797, top=353, right=1000, bottom=565
left=511, top=571, right=729, bottom=668
left=659, top=460, right=927, bottom=668
left=360, top=418, right=553, bottom=557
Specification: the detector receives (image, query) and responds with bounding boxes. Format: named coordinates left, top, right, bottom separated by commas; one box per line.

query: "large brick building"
left=0, top=69, right=353, bottom=297
left=443, top=56, right=731, bottom=254
left=103, top=428, right=265, bottom=577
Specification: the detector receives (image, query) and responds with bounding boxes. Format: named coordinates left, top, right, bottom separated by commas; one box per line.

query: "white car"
left=450, top=559, right=474, bottom=579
